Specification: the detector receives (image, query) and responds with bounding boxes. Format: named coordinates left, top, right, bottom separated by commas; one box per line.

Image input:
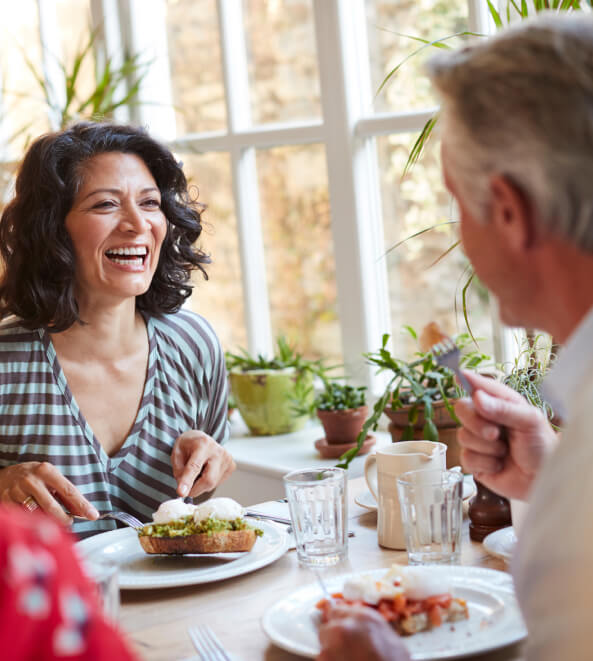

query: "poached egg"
left=152, top=498, right=196, bottom=524
left=193, top=497, right=244, bottom=523
left=342, top=564, right=451, bottom=605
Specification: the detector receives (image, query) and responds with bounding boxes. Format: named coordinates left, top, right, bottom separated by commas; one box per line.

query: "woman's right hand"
left=0, top=462, right=99, bottom=525
left=455, top=371, right=558, bottom=500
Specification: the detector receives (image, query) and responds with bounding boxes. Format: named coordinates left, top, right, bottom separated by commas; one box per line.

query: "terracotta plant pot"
left=316, top=405, right=368, bottom=445
left=229, top=368, right=313, bottom=436
left=384, top=400, right=460, bottom=468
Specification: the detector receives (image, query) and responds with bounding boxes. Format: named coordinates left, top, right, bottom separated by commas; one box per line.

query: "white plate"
left=262, top=566, right=526, bottom=659
left=355, top=475, right=476, bottom=511
left=76, top=520, right=289, bottom=590
left=483, top=527, right=517, bottom=563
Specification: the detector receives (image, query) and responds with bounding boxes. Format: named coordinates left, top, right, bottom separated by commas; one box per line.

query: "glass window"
left=376, top=132, right=493, bottom=359
left=256, top=143, right=342, bottom=363
left=176, top=151, right=247, bottom=351
left=55, top=1, right=95, bottom=126
left=243, top=0, right=321, bottom=125
left=0, top=2, right=49, bottom=159
left=165, top=0, right=227, bottom=134
left=366, top=0, right=468, bottom=113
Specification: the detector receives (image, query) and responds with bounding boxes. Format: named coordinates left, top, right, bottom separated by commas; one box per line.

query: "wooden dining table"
left=120, top=477, right=525, bottom=661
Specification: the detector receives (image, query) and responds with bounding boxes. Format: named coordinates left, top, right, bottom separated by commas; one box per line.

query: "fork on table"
left=188, top=624, right=233, bottom=661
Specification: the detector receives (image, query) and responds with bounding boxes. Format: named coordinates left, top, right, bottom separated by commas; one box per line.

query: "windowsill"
left=216, top=412, right=392, bottom=505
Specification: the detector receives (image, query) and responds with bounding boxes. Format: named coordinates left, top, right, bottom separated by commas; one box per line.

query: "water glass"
left=283, top=467, right=347, bottom=567
left=397, top=468, right=463, bottom=565
left=85, top=560, right=120, bottom=622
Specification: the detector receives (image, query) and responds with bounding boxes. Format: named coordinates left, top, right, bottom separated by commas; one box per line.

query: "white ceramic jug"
left=364, top=441, right=447, bottom=549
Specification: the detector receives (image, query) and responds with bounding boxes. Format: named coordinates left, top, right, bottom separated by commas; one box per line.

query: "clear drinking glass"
left=283, top=467, right=348, bottom=567
left=84, top=560, right=120, bottom=622
left=397, top=468, right=463, bottom=565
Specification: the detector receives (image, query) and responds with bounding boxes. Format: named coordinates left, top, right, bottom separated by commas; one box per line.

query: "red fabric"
left=0, top=506, right=139, bottom=661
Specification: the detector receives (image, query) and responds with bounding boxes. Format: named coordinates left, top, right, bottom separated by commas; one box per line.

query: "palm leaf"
left=382, top=221, right=458, bottom=259
left=486, top=0, right=504, bottom=27
left=403, top=114, right=439, bottom=177
left=376, top=32, right=481, bottom=97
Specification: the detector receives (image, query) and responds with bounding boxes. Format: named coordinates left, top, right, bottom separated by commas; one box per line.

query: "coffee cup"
left=364, top=441, right=447, bottom=549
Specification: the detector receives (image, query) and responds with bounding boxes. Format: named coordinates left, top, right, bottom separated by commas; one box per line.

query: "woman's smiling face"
left=64, top=151, right=167, bottom=309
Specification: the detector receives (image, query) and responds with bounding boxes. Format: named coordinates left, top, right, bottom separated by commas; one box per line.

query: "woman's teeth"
left=105, top=246, right=147, bottom=266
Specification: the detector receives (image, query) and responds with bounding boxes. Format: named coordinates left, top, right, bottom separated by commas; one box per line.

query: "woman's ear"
left=489, top=175, right=537, bottom=254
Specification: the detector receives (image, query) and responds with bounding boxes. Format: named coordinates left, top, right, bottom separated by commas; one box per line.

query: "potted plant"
left=307, top=381, right=376, bottom=458
left=225, top=336, right=328, bottom=436
left=336, top=326, right=490, bottom=470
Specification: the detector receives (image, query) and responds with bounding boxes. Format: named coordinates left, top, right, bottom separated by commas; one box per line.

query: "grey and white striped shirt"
left=0, top=310, right=230, bottom=538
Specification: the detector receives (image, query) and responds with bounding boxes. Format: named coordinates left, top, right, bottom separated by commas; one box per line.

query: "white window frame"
left=40, top=0, right=515, bottom=388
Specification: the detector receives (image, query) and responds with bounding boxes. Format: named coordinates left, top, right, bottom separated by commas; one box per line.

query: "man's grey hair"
left=427, top=14, right=593, bottom=251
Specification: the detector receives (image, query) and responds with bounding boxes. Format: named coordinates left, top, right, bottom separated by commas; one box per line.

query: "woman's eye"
left=142, top=198, right=161, bottom=208
left=93, top=200, right=116, bottom=209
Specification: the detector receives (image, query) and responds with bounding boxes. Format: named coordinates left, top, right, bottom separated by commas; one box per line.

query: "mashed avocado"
left=138, top=516, right=264, bottom=539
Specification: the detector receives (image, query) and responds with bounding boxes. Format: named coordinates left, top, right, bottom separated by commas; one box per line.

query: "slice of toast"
left=138, top=529, right=257, bottom=555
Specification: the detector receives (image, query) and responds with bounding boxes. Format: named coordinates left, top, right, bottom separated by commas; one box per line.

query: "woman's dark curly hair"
left=0, top=121, right=210, bottom=331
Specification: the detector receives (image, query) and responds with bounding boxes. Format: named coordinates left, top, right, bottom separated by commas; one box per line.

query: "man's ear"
left=489, top=175, right=537, bottom=253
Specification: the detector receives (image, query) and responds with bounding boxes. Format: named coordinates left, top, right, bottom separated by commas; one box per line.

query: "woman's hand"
left=171, top=431, right=236, bottom=498
left=0, top=462, right=99, bottom=525
left=318, top=604, right=410, bottom=661
left=455, top=371, right=558, bottom=500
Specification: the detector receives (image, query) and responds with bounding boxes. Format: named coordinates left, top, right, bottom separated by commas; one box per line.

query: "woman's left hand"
left=171, top=432, right=236, bottom=498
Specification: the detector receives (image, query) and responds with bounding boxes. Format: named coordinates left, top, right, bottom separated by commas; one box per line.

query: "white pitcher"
left=364, top=441, right=447, bottom=549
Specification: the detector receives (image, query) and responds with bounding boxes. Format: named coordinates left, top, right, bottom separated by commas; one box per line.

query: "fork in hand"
left=432, top=335, right=509, bottom=447
left=71, top=511, right=144, bottom=529
left=188, top=624, right=233, bottom=661
left=431, top=335, right=475, bottom=395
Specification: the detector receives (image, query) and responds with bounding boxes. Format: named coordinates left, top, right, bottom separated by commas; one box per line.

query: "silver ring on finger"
left=21, top=495, right=39, bottom=513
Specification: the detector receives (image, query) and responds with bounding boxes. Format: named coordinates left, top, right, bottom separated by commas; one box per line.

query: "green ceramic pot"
left=229, top=368, right=313, bottom=435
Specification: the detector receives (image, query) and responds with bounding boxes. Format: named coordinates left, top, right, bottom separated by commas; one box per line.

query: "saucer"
left=354, top=475, right=476, bottom=511
left=314, top=434, right=376, bottom=459
left=483, top=526, right=517, bottom=563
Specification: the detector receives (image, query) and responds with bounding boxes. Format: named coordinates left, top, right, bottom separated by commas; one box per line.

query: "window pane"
left=165, top=0, right=227, bottom=134
left=56, top=1, right=95, bottom=125
left=243, top=0, right=321, bottom=125
left=256, top=144, right=341, bottom=363
left=366, top=0, right=468, bottom=113
left=0, top=2, right=49, bottom=159
left=377, top=133, right=494, bottom=360
left=176, top=151, right=247, bottom=351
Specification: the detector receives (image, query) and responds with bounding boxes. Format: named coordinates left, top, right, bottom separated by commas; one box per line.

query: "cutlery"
left=188, top=624, right=233, bottom=661
left=71, top=511, right=144, bottom=528
left=431, top=336, right=474, bottom=395
left=245, top=511, right=356, bottom=538
left=244, top=510, right=292, bottom=525
left=312, top=567, right=335, bottom=604
left=432, top=335, right=509, bottom=446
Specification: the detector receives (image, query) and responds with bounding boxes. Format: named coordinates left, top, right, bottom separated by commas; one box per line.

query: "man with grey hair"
left=318, top=14, right=593, bottom=661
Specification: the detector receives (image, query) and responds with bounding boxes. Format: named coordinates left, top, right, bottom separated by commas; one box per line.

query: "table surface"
left=120, top=477, right=525, bottom=661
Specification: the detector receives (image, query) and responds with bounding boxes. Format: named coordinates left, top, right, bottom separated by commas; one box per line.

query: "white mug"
left=364, top=441, right=447, bottom=549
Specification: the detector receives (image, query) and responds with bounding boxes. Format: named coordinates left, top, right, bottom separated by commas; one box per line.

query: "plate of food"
left=262, top=564, right=526, bottom=659
left=76, top=497, right=289, bottom=589
left=483, top=527, right=517, bottom=563
left=355, top=475, right=476, bottom=512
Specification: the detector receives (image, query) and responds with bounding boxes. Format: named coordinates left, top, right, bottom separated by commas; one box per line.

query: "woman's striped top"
left=0, top=310, right=230, bottom=538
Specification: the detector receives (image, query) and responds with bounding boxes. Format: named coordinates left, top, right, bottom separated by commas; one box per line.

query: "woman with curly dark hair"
left=0, top=122, right=235, bottom=537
